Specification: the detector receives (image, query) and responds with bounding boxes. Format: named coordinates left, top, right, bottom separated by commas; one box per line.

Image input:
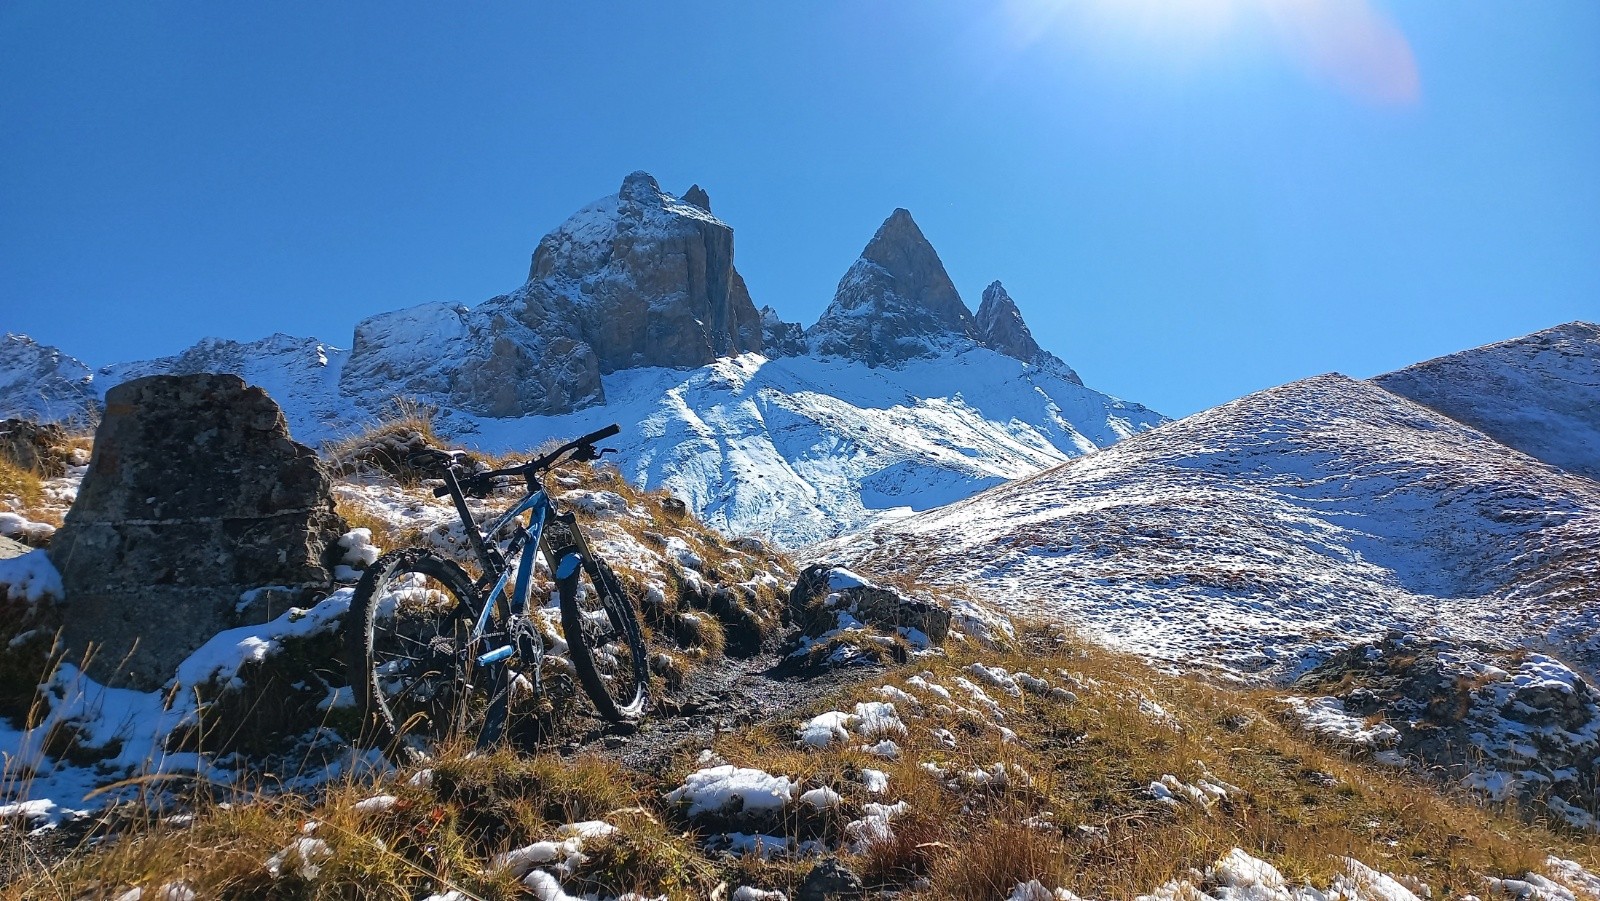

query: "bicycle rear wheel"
left=346, top=548, right=493, bottom=757
left=550, top=542, right=649, bottom=721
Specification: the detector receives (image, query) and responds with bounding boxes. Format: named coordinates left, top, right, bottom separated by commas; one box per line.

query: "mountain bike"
left=345, top=424, right=649, bottom=757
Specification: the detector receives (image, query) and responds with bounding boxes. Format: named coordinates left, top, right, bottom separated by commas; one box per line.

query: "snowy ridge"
left=0, top=334, right=97, bottom=424
left=1375, top=321, right=1600, bottom=480
left=98, top=333, right=360, bottom=435
left=826, top=373, right=1600, bottom=680
left=446, top=347, right=1164, bottom=546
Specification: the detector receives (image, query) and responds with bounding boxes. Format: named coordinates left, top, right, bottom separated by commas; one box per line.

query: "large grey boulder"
left=807, top=209, right=980, bottom=367
left=51, top=374, right=344, bottom=690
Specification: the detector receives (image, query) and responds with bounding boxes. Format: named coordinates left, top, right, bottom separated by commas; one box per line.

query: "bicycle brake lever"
left=598, top=447, right=618, bottom=457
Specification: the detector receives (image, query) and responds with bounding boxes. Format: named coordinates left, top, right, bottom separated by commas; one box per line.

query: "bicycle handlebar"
left=430, top=424, right=622, bottom=497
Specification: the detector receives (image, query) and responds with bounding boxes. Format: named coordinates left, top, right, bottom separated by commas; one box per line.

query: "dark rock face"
left=51, top=374, right=344, bottom=690
left=341, top=172, right=763, bottom=418
left=974, top=281, right=1083, bottom=385
left=682, top=183, right=711, bottom=211
left=759, top=305, right=808, bottom=358
left=808, top=209, right=979, bottom=367
left=975, top=281, right=1043, bottom=363
left=523, top=171, right=763, bottom=374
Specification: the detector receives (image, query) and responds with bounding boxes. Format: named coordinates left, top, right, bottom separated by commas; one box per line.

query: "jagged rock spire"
left=975, top=281, right=1042, bottom=363
left=683, top=184, right=711, bottom=212
left=807, top=209, right=978, bottom=367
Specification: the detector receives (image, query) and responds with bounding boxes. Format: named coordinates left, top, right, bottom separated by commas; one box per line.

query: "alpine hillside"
left=827, top=348, right=1600, bottom=682
left=0, top=172, right=1165, bottom=545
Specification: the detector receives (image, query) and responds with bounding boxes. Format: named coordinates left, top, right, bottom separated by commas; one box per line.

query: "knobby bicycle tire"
left=555, top=547, right=649, bottom=721
left=346, top=548, right=490, bottom=757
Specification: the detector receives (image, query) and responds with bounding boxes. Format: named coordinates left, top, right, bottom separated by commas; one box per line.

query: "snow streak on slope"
left=447, top=348, right=1165, bottom=547
left=827, top=374, right=1600, bottom=681
left=1375, top=321, right=1600, bottom=481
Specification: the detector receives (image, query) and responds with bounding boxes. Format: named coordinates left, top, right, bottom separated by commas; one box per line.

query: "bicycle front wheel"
left=346, top=548, right=492, bottom=756
left=551, top=545, right=649, bottom=721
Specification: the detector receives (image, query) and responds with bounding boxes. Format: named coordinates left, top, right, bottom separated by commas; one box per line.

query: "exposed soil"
left=561, top=631, right=881, bottom=774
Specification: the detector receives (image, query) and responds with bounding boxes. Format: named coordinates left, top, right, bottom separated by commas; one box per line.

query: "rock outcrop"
left=51, top=374, right=344, bottom=690
left=807, top=209, right=979, bottom=367
left=0, top=419, right=73, bottom=478
left=521, top=172, right=763, bottom=373
left=759, top=305, right=808, bottom=358
left=974, top=281, right=1083, bottom=384
left=340, top=172, right=764, bottom=417
left=343, top=299, right=603, bottom=419
left=0, top=334, right=98, bottom=426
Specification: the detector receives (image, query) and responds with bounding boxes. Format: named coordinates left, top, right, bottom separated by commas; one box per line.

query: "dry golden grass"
left=0, top=457, right=43, bottom=513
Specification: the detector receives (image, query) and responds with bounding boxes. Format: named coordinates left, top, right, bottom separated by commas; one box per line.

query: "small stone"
left=796, top=857, right=865, bottom=901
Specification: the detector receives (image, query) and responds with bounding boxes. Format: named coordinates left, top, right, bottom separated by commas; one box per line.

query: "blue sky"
left=2, top=2, right=1596, bottom=417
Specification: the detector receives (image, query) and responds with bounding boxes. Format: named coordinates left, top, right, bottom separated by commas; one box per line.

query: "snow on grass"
left=828, top=373, right=1600, bottom=684
left=1, top=588, right=376, bottom=814
left=1283, top=697, right=1401, bottom=751
left=0, top=511, right=54, bottom=545
left=796, top=702, right=906, bottom=749
left=264, top=836, right=333, bottom=880
left=663, top=766, right=793, bottom=819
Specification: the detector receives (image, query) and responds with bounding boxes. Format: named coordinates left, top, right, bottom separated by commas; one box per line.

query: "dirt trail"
left=565, top=638, right=878, bottom=774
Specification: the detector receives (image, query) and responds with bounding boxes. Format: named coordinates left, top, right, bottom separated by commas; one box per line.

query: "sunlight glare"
left=1008, top=0, right=1420, bottom=106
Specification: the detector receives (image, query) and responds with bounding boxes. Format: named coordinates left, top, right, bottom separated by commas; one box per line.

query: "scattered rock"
left=790, top=563, right=950, bottom=645
left=0, top=535, right=28, bottom=560
left=795, top=857, right=865, bottom=901
left=51, top=374, right=344, bottom=690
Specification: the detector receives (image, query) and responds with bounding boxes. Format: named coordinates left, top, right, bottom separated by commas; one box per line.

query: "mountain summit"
left=808, top=208, right=980, bottom=367
left=341, top=172, right=764, bottom=418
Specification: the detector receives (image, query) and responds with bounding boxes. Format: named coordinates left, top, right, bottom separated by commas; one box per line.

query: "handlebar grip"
left=583, top=423, right=621, bottom=444
left=432, top=484, right=451, bottom=497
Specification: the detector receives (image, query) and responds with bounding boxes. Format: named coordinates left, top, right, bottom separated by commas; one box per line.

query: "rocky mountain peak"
left=344, top=171, right=764, bottom=418
left=974, top=281, right=1042, bottom=363
left=970, top=281, right=1082, bottom=383
left=807, top=208, right=979, bottom=368
left=682, top=184, right=711, bottom=212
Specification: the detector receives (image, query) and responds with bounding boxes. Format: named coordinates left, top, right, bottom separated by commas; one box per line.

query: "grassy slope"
left=5, top=622, right=1594, bottom=900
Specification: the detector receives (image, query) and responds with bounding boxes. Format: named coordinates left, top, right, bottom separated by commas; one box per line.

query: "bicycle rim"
left=348, top=549, right=491, bottom=757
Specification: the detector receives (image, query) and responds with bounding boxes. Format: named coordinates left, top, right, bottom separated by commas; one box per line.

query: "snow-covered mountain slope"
left=823, top=373, right=1600, bottom=681
left=1375, top=321, right=1600, bottom=481
left=0, top=334, right=97, bottom=425
left=97, top=333, right=362, bottom=436
left=446, top=347, right=1164, bottom=546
